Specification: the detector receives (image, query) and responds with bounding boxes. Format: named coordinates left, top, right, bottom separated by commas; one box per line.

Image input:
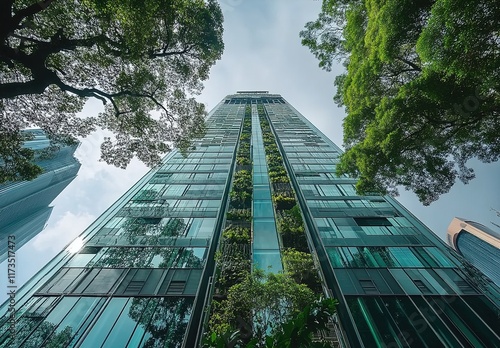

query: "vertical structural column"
left=251, top=104, right=282, bottom=273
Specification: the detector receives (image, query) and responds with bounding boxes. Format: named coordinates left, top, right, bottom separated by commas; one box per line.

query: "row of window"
left=308, top=199, right=392, bottom=209
left=347, top=295, right=499, bottom=347
left=66, top=246, right=207, bottom=268
left=336, top=267, right=475, bottom=296
left=0, top=296, right=193, bottom=347
left=132, top=184, right=226, bottom=201
left=165, top=157, right=231, bottom=164
left=301, top=184, right=358, bottom=197
left=37, top=267, right=202, bottom=296
left=286, top=151, right=339, bottom=159
left=327, top=246, right=456, bottom=269
left=316, top=216, right=420, bottom=239
left=157, top=163, right=230, bottom=173
left=93, top=217, right=217, bottom=240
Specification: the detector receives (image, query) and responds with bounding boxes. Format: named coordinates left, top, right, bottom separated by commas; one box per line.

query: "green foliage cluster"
left=262, top=298, right=338, bottom=348
left=233, top=170, right=252, bottom=192
left=277, top=207, right=305, bottom=235
left=210, top=107, right=253, bottom=329
left=237, top=143, right=250, bottom=159
left=258, top=111, right=290, bottom=184
left=205, top=278, right=338, bottom=347
left=236, top=156, right=251, bottom=166
left=282, top=249, right=322, bottom=293
left=207, top=270, right=318, bottom=345
left=229, top=169, right=252, bottom=209
left=230, top=174, right=252, bottom=209
left=272, top=193, right=296, bottom=211
left=237, top=119, right=252, bottom=165
left=277, top=207, right=308, bottom=253
left=223, top=225, right=251, bottom=244
left=226, top=209, right=251, bottom=222
left=301, top=0, right=500, bottom=205
left=216, top=243, right=251, bottom=291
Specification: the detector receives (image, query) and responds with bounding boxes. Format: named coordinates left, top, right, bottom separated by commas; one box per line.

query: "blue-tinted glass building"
left=0, top=130, right=81, bottom=262
left=1, top=94, right=499, bottom=347
left=448, top=217, right=500, bottom=286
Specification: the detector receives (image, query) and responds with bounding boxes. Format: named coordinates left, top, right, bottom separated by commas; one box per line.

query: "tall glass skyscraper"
left=0, top=129, right=81, bottom=262
left=1, top=94, right=499, bottom=347
left=448, top=217, right=500, bottom=286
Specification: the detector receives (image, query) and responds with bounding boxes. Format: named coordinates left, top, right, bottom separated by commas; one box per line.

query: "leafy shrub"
left=230, top=190, right=252, bottom=208
left=282, top=249, right=322, bottom=292
left=226, top=209, right=251, bottom=221
left=223, top=226, right=251, bottom=244
left=273, top=193, right=296, bottom=210
left=236, top=156, right=251, bottom=165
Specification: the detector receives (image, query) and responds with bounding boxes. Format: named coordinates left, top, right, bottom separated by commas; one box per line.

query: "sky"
left=2, top=0, right=499, bottom=302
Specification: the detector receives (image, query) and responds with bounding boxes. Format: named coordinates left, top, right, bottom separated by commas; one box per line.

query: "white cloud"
left=32, top=211, right=96, bottom=253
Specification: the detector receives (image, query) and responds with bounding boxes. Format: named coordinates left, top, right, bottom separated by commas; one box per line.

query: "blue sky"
left=1, top=0, right=499, bottom=302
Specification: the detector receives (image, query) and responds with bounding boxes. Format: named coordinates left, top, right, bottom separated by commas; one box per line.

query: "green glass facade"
left=1, top=93, right=499, bottom=347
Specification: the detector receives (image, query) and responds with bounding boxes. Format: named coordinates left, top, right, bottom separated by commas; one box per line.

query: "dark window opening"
left=359, top=280, right=379, bottom=294
left=354, top=217, right=392, bottom=226
left=79, top=246, right=102, bottom=254
left=168, top=281, right=186, bottom=293
left=413, top=280, right=432, bottom=294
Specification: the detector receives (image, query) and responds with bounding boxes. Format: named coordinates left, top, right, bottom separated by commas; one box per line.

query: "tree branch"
left=11, top=0, right=55, bottom=31
left=150, top=44, right=194, bottom=58
left=395, top=57, right=421, bottom=72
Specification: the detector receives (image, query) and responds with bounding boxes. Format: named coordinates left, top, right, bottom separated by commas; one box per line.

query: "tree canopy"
left=0, top=0, right=224, bottom=182
left=301, top=0, right=500, bottom=205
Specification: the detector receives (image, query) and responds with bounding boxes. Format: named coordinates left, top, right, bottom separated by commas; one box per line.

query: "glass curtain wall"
left=261, top=97, right=500, bottom=347
left=0, top=103, right=244, bottom=347
left=1, top=93, right=499, bottom=347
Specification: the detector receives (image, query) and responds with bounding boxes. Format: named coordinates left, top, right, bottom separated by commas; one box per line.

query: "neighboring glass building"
left=448, top=217, right=500, bottom=286
left=1, top=94, right=499, bottom=347
left=0, top=129, right=81, bottom=262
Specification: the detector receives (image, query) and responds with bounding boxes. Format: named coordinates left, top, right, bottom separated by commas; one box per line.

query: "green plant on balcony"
left=237, top=157, right=251, bottom=165
left=272, top=193, right=296, bottom=210
left=206, top=270, right=317, bottom=345
left=233, top=170, right=252, bottom=192
left=277, top=206, right=309, bottom=251
left=240, top=132, right=251, bottom=141
left=239, top=142, right=250, bottom=152
left=204, top=298, right=338, bottom=348
left=282, top=249, right=322, bottom=292
left=217, top=248, right=251, bottom=290
left=277, top=215, right=304, bottom=235
left=223, top=226, right=251, bottom=244
left=230, top=190, right=252, bottom=209
left=266, top=154, right=283, bottom=166
left=270, top=176, right=289, bottom=184
left=265, top=143, right=279, bottom=153
left=226, top=209, right=251, bottom=222
left=235, top=169, right=251, bottom=180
